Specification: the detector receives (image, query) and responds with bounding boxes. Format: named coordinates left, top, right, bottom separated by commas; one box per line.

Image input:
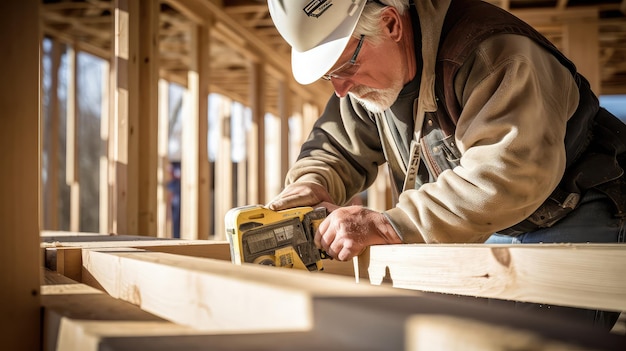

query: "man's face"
left=325, top=30, right=408, bottom=113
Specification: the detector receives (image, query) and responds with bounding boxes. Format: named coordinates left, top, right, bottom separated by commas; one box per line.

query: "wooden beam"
left=66, top=42, right=80, bottom=232
left=366, top=243, right=626, bottom=312
left=41, top=269, right=174, bottom=351
left=43, top=239, right=232, bottom=282
left=513, top=7, right=599, bottom=26
left=99, top=58, right=111, bottom=234
left=41, top=231, right=356, bottom=278
left=181, top=23, right=212, bottom=239
left=368, top=165, right=391, bottom=211
left=247, top=61, right=266, bottom=204
left=214, top=95, right=233, bottom=240
left=136, top=0, right=160, bottom=236
left=108, top=0, right=140, bottom=234
left=44, top=39, right=62, bottom=230
left=45, top=243, right=625, bottom=349
left=278, top=80, right=291, bottom=186
left=313, top=295, right=624, bottom=350
left=0, top=0, right=41, bottom=348
left=164, top=0, right=332, bottom=113
left=157, top=79, right=170, bottom=238
left=562, top=11, right=601, bottom=94
left=80, top=249, right=408, bottom=331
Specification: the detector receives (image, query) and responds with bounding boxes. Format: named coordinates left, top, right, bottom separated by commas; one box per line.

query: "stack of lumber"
left=41, top=233, right=626, bottom=350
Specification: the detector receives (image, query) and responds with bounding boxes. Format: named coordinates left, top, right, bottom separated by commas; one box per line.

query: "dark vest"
left=419, top=0, right=626, bottom=234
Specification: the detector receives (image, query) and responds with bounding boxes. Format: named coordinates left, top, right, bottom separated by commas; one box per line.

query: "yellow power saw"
left=225, top=205, right=329, bottom=271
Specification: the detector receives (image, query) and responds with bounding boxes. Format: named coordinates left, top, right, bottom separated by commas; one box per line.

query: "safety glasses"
left=321, top=35, right=365, bottom=81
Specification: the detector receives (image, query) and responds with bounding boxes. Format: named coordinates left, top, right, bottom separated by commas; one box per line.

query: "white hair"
left=354, top=0, right=411, bottom=44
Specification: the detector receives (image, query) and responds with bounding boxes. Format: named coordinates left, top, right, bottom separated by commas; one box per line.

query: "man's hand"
left=267, top=182, right=334, bottom=211
left=315, top=206, right=402, bottom=261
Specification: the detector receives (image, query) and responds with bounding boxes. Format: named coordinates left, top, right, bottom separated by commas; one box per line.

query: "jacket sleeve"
left=386, top=34, right=580, bottom=243
left=284, top=94, right=387, bottom=205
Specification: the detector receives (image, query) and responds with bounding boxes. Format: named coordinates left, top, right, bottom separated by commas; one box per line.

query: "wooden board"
left=366, top=243, right=626, bottom=312
left=44, top=256, right=626, bottom=351
left=0, top=0, right=42, bottom=349
left=43, top=239, right=232, bottom=281
left=80, top=248, right=412, bottom=331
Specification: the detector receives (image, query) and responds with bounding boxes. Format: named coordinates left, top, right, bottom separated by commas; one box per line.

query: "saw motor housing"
left=225, top=205, right=328, bottom=271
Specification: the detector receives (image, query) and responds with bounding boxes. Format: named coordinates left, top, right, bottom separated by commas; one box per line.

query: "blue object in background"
left=600, top=95, right=626, bottom=123
left=167, top=161, right=181, bottom=238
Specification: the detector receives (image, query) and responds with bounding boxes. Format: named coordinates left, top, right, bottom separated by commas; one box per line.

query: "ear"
left=380, top=7, right=403, bottom=42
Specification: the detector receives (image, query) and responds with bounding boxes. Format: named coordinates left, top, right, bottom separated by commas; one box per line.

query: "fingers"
left=315, top=210, right=364, bottom=262
left=267, top=194, right=301, bottom=211
left=267, top=182, right=333, bottom=210
left=314, top=206, right=401, bottom=261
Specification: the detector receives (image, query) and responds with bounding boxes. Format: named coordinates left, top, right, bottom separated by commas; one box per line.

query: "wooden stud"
left=214, top=96, right=233, bottom=240
left=368, top=165, right=391, bottom=211
left=247, top=61, right=266, bottom=204
left=181, top=23, right=211, bottom=239
left=157, top=79, right=170, bottom=238
left=278, top=80, right=291, bottom=189
left=562, top=11, right=601, bottom=94
left=137, top=0, right=160, bottom=236
left=66, top=42, right=81, bottom=232
left=108, top=0, right=141, bottom=235
left=0, top=0, right=42, bottom=348
left=99, top=57, right=111, bottom=234
left=44, top=39, right=62, bottom=231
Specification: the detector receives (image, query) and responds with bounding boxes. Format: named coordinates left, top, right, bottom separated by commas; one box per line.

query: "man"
left=266, top=0, right=625, bottom=327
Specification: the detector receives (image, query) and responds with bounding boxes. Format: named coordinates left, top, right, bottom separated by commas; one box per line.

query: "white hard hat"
left=268, top=0, right=368, bottom=85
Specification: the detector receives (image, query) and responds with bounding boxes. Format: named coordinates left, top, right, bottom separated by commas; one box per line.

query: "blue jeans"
left=486, top=189, right=625, bottom=330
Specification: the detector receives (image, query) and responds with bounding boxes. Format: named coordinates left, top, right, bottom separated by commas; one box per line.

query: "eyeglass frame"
left=321, top=34, right=365, bottom=81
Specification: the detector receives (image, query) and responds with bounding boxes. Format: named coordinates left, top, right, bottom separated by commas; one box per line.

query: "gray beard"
left=348, top=85, right=402, bottom=114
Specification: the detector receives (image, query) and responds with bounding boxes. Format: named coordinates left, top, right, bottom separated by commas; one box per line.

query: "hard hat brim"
left=291, top=36, right=349, bottom=85
left=289, top=1, right=367, bottom=85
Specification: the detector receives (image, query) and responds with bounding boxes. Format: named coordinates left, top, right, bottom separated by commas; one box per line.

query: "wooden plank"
left=137, top=0, right=160, bottom=236
left=563, top=13, right=601, bottom=94
left=41, top=232, right=354, bottom=278
left=214, top=95, right=233, bottom=240
left=157, top=79, right=170, bottom=238
left=247, top=61, right=266, bottom=204
left=109, top=0, right=140, bottom=234
left=278, top=80, right=291, bottom=186
left=66, top=42, right=80, bottom=232
left=80, top=249, right=411, bottom=331
left=43, top=266, right=625, bottom=350
left=99, top=56, right=111, bottom=234
left=41, top=269, right=176, bottom=351
left=312, top=296, right=625, bottom=351
left=366, top=243, right=626, bottom=312
left=406, top=315, right=596, bottom=351
left=180, top=23, right=211, bottom=240
left=0, top=0, right=41, bottom=349
left=44, top=39, right=62, bottom=231
left=43, top=239, right=233, bottom=280
left=368, top=165, right=391, bottom=211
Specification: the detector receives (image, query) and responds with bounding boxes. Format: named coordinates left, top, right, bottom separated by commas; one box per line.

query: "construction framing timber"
left=39, top=234, right=626, bottom=350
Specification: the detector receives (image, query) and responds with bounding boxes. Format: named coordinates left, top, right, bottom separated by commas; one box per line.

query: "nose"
left=331, top=78, right=355, bottom=98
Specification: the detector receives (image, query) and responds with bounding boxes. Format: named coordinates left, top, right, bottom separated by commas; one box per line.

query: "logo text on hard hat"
left=303, top=0, right=333, bottom=18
